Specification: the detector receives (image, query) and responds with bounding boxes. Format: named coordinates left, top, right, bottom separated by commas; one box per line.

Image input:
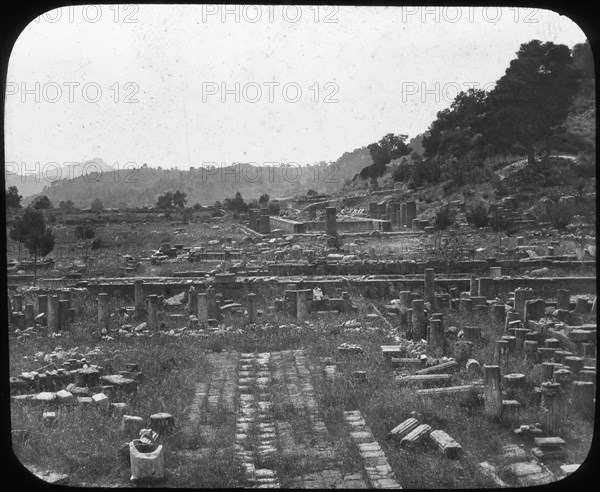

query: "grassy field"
left=10, top=285, right=594, bottom=487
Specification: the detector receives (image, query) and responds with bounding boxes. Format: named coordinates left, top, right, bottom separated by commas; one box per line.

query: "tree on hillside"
left=91, top=198, right=104, bottom=211
left=360, top=133, right=412, bottom=181
left=485, top=40, right=579, bottom=164
left=259, top=193, right=270, bottom=205
left=422, top=88, right=488, bottom=158
left=172, top=190, right=187, bottom=208
left=31, top=195, right=53, bottom=209
left=10, top=208, right=55, bottom=285
left=6, top=186, right=22, bottom=208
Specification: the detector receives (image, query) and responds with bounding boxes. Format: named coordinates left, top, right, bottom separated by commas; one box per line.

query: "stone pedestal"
left=399, top=291, right=411, bottom=309
left=58, top=300, right=70, bottom=331
left=13, top=294, right=23, bottom=312
left=187, top=286, right=198, bottom=317
left=325, top=207, right=337, bottom=235
left=556, top=289, right=570, bottom=311
left=524, top=299, right=545, bottom=322
left=539, top=382, right=565, bottom=436
left=484, top=365, right=502, bottom=419
left=514, top=288, right=534, bottom=317
left=400, top=203, right=407, bottom=227
left=134, top=280, right=146, bottom=318
left=24, top=303, right=35, bottom=327
left=469, top=276, right=478, bottom=297
left=98, top=293, right=109, bottom=332
left=411, top=299, right=426, bottom=340
left=424, top=269, right=436, bottom=310
left=207, top=287, right=217, bottom=320
left=37, top=294, right=48, bottom=317
left=197, top=293, right=208, bottom=327
left=369, top=202, right=378, bottom=219
left=428, top=319, right=444, bottom=351
left=247, top=293, right=257, bottom=324
left=48, top=295, right=59, bottom=333
left=463, top=326, right=481, bottom=342
left=296, top=289, right=312, bottom=322
left=406, top=201, right=417, bottom=226
left=478, top=277, right=494, bottom=300
left=147, top=295, right=158, bottom=330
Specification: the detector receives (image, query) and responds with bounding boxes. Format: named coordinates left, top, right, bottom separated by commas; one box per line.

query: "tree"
left=31, top=195, right=53, bottom=209
left=267, top=200, right=280, bottom=215
left=172, top=190, right=187, bottom=208
left=259, top=193, right=270, bottom=205
left=10, top=208, right=55, bottom=285
left=361, top=133, right=412, bottom=181
left=91, top=198, right=104, bottom=211
left=422, top=88, right=488, bottom=159
left=156, top=192, right=174, bottom=209
left=485, top=40, right=579, bottom=164
left=58, top=199, right=75, bottom=211
left=6, top=186, right=22, bottom=208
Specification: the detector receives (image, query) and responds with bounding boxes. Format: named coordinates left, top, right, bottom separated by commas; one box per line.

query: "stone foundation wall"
left=269, top=216, right=306, bottom=233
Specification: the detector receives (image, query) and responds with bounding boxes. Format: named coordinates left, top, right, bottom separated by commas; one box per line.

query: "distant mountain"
left=10, top=144, right=377, bottom=208
left=6, top=158, right=112, bottom=201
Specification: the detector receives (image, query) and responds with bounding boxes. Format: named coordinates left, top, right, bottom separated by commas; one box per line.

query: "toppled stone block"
left=390, top=418, right=419, bottom=441
left=400, top=424, right=432, bottom=446
left=122, top=415, right=145, bottom=438
left=100, top=374, right=138, bottom=394
left=429, top=429, right=462, bottom=459
left=92, top=392, right=110, bottom=412
left=56, top=389, right=75, bottom=405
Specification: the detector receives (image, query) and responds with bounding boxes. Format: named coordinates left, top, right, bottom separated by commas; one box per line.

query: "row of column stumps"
left=369, top=200, right=416, bottom=228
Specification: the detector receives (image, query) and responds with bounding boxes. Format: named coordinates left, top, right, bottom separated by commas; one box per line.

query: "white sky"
left=5, top=5, right=588, bottom=170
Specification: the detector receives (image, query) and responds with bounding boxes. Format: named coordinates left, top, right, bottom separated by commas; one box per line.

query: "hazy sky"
left=5, top=5, right=588, bottom=171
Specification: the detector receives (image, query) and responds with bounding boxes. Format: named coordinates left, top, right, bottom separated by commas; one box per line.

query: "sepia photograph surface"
left=5, top=4, right=595, bottom=488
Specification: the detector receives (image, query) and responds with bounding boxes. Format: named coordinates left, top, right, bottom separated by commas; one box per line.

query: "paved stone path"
left=344, top=410, right=403, bottom=489
left=184, top=350, right=399, bottom=488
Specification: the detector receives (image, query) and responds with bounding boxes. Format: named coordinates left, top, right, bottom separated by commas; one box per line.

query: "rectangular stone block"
left=429, top=429, right=462, bottom=459
left=389, top=418, right=419, bottom=440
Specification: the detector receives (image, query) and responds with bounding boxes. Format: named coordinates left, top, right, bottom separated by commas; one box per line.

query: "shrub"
left=91, top=237, right=103, bottom=250
left=547, top=203, right=574, bottom=229
left=466, top=202, right=489, bottom=228
left=326, top=232, right=344, bottom=250
left=488, top=209, right=517, bottom=235
left=74, top=223, right=96, bottom=240
left=434, top=206, right=455, bottom=230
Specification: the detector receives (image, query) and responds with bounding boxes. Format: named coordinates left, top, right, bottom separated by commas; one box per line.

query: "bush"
left=434, top=206, right=455, bottom=230
left=547, top=203, right=574, bottom=229
left=326, top=232, right=344, bottom=250
left=488, top=209, right=517, bottom=235
left=466, top=202, right=489, bottom=228
left=74, top=223, right=96, bottom=240
left=91, top=237, right=103, bottom=250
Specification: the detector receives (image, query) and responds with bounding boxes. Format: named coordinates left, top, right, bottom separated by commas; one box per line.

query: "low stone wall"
left=304, top=218, right=390, bottom=233
left=57, top=274, right=596, bottom=301
left=269, top=216, right=306, bottom=233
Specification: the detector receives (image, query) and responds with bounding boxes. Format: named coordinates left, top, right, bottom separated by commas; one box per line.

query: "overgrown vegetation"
left=466, top=202, right=489, bottom=228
